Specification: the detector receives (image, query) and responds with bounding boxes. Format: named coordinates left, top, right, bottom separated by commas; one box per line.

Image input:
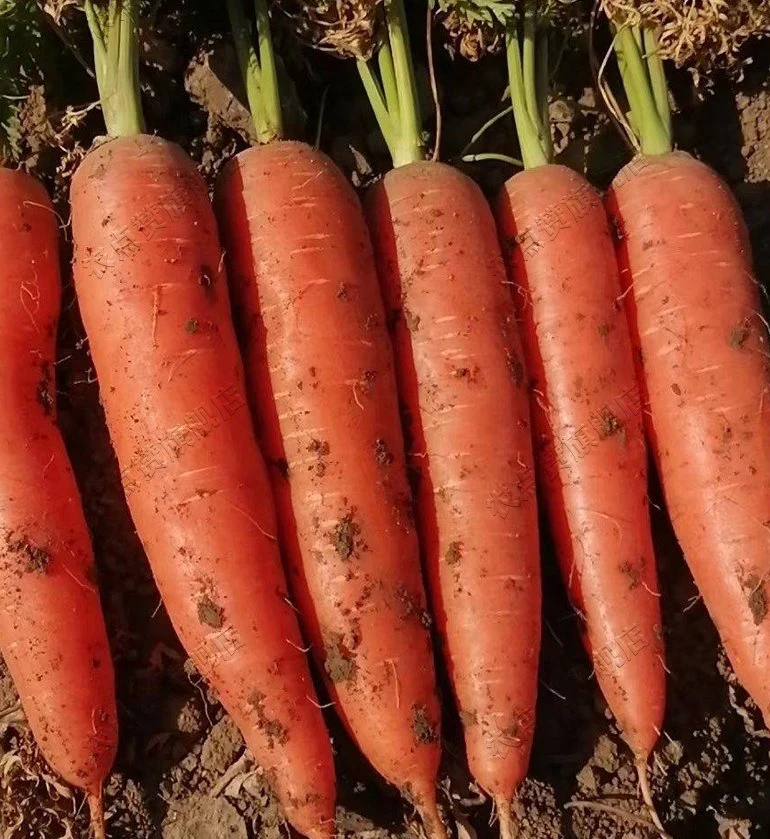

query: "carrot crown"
left=84, top=0, right=145, bottom=137
left=357, top=0, right=425, bottom=167
left=226, top=0, right=284, bottom=144
left=601, top=5, right=672, bottom=156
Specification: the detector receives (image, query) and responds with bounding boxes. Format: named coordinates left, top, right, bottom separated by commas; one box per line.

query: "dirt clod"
left=330, top=511, right=361, bottom=560
left=445, top=541, right=463, bottom=565
left=323, top=633, right=357, bottom=684
left=197, top=594, right=225, bottom=628
left=6, top=534, right=51, bottom=573
left=410, top=704, right=438, bottom=744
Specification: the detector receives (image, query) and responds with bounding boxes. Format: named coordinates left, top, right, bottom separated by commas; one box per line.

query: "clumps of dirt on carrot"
left=742, top=574, right=769, bottom=626
left=247, top=691, right=289, bottom=749
left=729, top=318, right=752, bottom=349
left=619, top=558, right=644, bottom=590
left=595, top=408, right=624, bottom=441
left=323, top=633, right=359, bottom=684
left=330, top=510, right=365, bottom=560
left=5, top=533, right=51, bottom=574
left=410, top=704, right=438, bottom=745
left=307, top=438, right=331, bottom=476
left=445, top=541, right=463, bottom=566
left=197, top=593, right=225, bottom=629
left=373, top=437, right=394, bottom=465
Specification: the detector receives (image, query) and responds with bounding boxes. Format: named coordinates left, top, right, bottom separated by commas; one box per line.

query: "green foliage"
left=0, top=0, right=44, bottom=161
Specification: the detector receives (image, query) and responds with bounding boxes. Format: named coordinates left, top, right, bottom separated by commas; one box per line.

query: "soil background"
left=2, top=4, right=770, bottom=839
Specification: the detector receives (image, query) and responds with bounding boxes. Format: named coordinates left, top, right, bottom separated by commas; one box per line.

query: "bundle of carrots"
left=2, top=0, right=770, bottom=837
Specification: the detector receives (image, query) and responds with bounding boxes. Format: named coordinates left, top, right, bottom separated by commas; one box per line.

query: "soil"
left=2, top=5, right=770, bottom=839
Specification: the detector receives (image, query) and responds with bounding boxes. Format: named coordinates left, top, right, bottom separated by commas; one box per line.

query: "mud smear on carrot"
left=247, top=690, right=289, bottom=748
left=374, top=437, right=394, bottom=465
left=323, top=633, right=358, bottom=684
left=6, top=534, right=51, bottom=574
left=730, top=318, right=752, bottom=349
left=330, top=510, right=364, bottom=560
left=619, top=557, right=645, bottom=590
left=197, top=593, right=224, bottom=629
left=410, top=705, right=438, bottom=745
left=445, top=541, right=462, bottom=566
left=743, top=574, right=769, bottom=625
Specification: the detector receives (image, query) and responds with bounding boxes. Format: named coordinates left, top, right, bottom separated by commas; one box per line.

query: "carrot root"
left=636, top=757, right=670, bottom=839
left=87, top=785, right=105, bottom=839
left=495, top=796, right=519, bottom=839
left=415, top=792, right=448, bottom=839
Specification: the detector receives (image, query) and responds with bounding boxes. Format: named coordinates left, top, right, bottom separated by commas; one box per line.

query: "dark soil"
left=2, top=5, right=770, bottom=839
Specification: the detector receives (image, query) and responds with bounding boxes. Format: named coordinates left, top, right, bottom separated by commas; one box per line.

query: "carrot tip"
left=495, top=796, right=519, bottom=839
left=636, top=756, right=670, bottom=839
left=87, top=785, right=106, bottom=839
left=414, top=793, right=448, bottom=839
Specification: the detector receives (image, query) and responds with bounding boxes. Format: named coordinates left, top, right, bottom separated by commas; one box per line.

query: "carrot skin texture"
left=215, top=142, right=444, bottom=829
left=365, top=162, right=541, bottom=804
left=497, top=164, right=665, bottom=757
left=70, top=136, right=335, bottom=839
left=607, top=151, right=770, bottom=722
left=0, top=168, right=117, bottom=795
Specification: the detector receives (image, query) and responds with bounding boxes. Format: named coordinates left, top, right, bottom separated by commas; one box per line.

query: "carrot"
left=479, top=0, right=666, bottom=819
left=215, top=2, right=444, bottom=834
left=0, top=166, right=117, bottom=839
left=71, top=5, right=334, bottom=837
left=330, top=4, right=543, bottom=834
left=603, top=9, right=770, bottom=730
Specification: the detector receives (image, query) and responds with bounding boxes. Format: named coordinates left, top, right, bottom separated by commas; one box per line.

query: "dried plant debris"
left=277, top=0, right=382, bottom=60
left=432, top=1, right=582, bottom=61
left=602, top=0, right=770, bottom=76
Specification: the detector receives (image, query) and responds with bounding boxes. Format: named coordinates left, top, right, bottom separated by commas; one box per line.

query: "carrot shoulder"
left=366, top=161, right=541, bottom=816
left=216, top=140, right=444, bottom=834
left=71, top=136, right=335, bottom=839
left=0, top=168, right=117, bottom=814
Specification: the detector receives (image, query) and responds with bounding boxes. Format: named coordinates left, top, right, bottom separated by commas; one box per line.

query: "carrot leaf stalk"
left=84, top=0, right=144, bottom=137
left=610, top=21, right=672, bottom=156
left=357, top=0, right=425, bottom=168
left=226, top=0, right=284, bottom=143
left=504, top=0, right=551, bottom=169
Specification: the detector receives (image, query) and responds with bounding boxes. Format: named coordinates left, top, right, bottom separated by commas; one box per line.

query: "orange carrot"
left=215, top=3, right=445, bottom=834
left=604, top=18, right=770, bottom=728
left=72, top=5, right=335, bottom=836
left=0, top=167, right=117, bottom=838
left=348, top=6, right=542, bottom=830
left=489, top=3, right=665, bottom=821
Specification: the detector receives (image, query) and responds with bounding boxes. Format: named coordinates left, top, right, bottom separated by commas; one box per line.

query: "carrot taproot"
left=72, top=5, right=335, bottom=837
left=215, top=3, right=445, bottom=834
left=0, top=167, right=117, bottom=838
left=603, top=17, right=770, bottom=728
left=489, top=2, right=665, bottom=818
left=349, top=5, right=541, bottom=831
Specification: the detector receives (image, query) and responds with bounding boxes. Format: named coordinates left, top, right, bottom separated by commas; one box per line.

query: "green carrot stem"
left=358, top=0, right=424, bottom=167
left=84, top=0, right=144, bottom=137
left=536, top=28, right=553, bottom=161
left=226, top=0, right=283, bottom=143
left=505, top=23, right=548, bottom=168
left=642, top=27, right=672, bottom=141
left=612, top=24, right=671, bottom=155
